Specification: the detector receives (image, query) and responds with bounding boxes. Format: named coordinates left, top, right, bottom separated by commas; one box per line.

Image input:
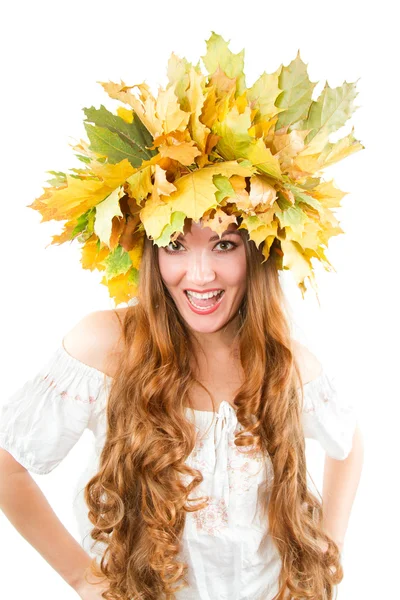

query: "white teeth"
left=186, top=290, right=223, bottom=299
left=186, top=290, right=224, bottom=310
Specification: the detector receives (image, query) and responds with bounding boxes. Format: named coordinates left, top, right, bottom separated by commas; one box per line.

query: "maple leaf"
left=247, top=69, right=283, bottom=121
left=81, top=237, right=110, bottom=271
left=239, top=213, right=278, bottom=248
left=307, top=179, right=347, bottom=209
left=167, top=52, right=196, bottom=103
left=294, top=80, right=361, bottom=156
left=140, top=160, right=255, bottom=241
left=248, top=175, right=277, bottom=210
left=201, top=31, right=246, bottom=96
left=185, top=66, right=212, bottom=155
left=83, top=105, right=156, bottom=167
left=153, top=212, right=187, bottom=247
left=213, top=105, right=282, bottom=179
left=274, top=51, right=317, bottom=130
left=126, top=166, right=153, bottom=205
left=99, top=80, right=164, bottom=139
left=280, top=238, right=315, bottom=294
left=156, top=85, right=191, bottom=134
left=30, top=33, right=364, bottom=305
left=101, top=267, right=139, bottom=305
left=94, top=186, right=125, bottom=246
left=159, top=139, right=202, bottom=166
left=200, top=208, right=238, bottom=237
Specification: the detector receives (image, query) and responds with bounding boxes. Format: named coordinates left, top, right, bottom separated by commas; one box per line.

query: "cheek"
left=223, top=253, right=247, bottom=288
left=158, top=254, right=184, bottom=288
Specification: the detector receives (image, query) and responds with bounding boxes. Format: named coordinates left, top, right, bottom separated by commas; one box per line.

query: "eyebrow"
left=176, top=230, right=242, bottom=242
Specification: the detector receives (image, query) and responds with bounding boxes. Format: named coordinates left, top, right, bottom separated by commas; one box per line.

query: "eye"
left=164, top=240, right=183, bottom=253
left=214, top=240, right=237, bottom=252
left=163, top=239, right=238, bottom=254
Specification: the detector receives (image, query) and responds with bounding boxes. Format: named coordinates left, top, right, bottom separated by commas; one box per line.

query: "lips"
left=184, top=289, right=225, bottom=314
left=184, top=288, right=224, bottom=294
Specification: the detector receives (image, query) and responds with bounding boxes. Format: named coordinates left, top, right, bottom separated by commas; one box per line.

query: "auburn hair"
left=83, top=221, right=344, bottom=599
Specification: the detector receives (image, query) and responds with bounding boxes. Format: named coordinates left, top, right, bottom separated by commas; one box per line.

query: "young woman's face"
left=158, top=220, right=247, bottom=334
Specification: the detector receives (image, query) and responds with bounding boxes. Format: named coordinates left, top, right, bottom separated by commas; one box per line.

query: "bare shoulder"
left=291, top=339, right=323, bottom=385
left=62, top=307, right=129, bottom=377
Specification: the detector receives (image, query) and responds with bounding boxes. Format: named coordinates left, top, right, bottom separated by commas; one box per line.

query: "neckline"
left=184, top=400, right=238, bottom=414
left=58, top=341, right=326, bottom=410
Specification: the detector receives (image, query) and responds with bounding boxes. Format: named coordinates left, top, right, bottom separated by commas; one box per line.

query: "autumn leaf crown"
left=28, top=31, right=364, bottom=306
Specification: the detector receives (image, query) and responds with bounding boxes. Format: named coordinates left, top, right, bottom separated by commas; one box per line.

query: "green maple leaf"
left=275, top=50, right=317, bottom=130
left=295, top=80, right=360, bottom=155
left=83, top=105, right=157, bottom=167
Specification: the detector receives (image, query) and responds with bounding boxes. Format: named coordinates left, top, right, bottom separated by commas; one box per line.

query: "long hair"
left=83, top=224, right=344, bottom=599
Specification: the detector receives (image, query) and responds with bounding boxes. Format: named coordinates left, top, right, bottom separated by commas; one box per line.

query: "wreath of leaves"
left=28, top=31, right=364, bottom=305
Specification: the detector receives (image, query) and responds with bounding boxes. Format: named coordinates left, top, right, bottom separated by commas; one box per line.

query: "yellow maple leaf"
left=28, top=159, right=136, bottom=224
left=81, top=237, right=109, bottom=270
left=159, top=139, right=202, bottom=165
left=213, top=105, right=282, bottom=180
left=128, top=241, right=144, bottom=270
left=167, top=161, right=255, bottom=220
left=116, top=106, right=134, bottom=123
left=101, top=270, right=138, bottom=306
left=239, top=211, right=278, bottom=247
left=94, top=186, right=125, bottom=246
left=156, top=84, right=191, bottom=134
left=280, top=239, right=314, bottom=289
left=201, top=208, right=238, bottom=236
left=126, top=166, right=153, bottom=204
left=247, top=69, right=283, bottom=121
left=90, top=159, right=135, bottom=187
left=138, top=164, right=179, bottom=238
left=140, top=160, right=255, bottom=240
left=100, top=80, right=163, bottom=138
left=185, top=66, right=211, bottom=154
left=166, top=52, right=194, bottom=103
left=201, top=31, right=246, bottom=96
left=153, top=164, right=178, bottom=198
left=249, top=175, right=277, bottom=210
left=271, top=130, right=310, bottom=173
left=309, top=179, right=348, bottom=209
left=29, top=176, right=111, bottom=222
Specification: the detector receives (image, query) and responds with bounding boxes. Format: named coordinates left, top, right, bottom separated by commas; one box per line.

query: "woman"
left=0, top=215, right=362, bottom=600
left=0, top=32, right=364, bottom=600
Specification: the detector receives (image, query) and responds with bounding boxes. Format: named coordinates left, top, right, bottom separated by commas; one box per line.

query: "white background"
left=0, top=0, right=398, bottom=598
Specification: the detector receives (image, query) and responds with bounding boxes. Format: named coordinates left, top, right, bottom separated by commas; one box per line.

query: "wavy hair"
left=83, top=222, right=344, bottom=599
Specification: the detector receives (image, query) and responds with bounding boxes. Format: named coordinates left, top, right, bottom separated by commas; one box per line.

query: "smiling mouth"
left=184, top=290, right=225, bottom=309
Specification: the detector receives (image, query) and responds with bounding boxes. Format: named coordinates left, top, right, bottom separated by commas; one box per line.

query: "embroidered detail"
left=228, top=435, right=264, bottom=460
left=192, top=496, right=228, bottom=535
left=190, top=432, right=206, bottom=459
left=303, top=395, right=332, bottom=412
left=42, top=373, right=95, bottom=404
left=186, top=432, right=208, bottom=474
left=227, top=435, right=265, bottom=494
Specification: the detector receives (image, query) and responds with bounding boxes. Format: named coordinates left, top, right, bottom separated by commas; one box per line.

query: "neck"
left=188, top=313, right=241, bottom=357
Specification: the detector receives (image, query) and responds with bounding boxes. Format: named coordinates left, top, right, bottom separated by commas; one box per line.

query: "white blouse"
left=0, top=342, right=358, bottom=600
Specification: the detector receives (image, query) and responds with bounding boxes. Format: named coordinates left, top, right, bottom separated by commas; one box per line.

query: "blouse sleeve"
left=301, top=366, right=358, bottom=460
left=0, top=343, right=108, bottom=475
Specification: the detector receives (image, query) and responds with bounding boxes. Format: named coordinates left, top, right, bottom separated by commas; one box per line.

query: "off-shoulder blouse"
left=0, top=342, right=358, bottom=600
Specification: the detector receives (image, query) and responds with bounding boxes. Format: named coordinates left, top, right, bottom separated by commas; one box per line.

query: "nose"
left=185, top=249, right=216, bottom=287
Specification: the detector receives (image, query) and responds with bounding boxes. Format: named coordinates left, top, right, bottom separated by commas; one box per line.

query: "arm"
left=0, top=309, right=123, bottom=596
left=322, top=424, right=364, bottom=551
left=292, top=339, right=364, bottom=551
left=0, top=450, right=93, bottom=593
